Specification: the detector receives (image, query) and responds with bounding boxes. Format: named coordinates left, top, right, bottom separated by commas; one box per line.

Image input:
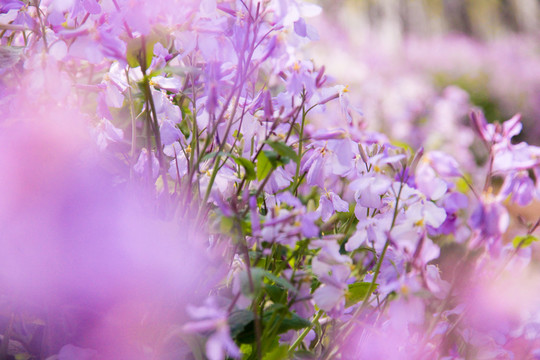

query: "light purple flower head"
left=500, top=171, right=536, bottom=206
left=469, top=194, right=509, bottom=253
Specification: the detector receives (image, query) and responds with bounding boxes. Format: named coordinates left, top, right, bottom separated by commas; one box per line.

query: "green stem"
left=359, top=180, right=404, bottom=311
left=322, top=179, right=406, bottom=360
left=293, top=105, right=307, bottom=195
left=288, top=310, right=323, bottom=354
left=125, top=69, right=137, bottom=180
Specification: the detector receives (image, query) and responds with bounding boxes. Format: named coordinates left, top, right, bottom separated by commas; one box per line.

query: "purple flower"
left=345, top=215, right=390, bottom=252
left=424, top=264, right=450, bottom=299
left=425, top=151, right=461, bottom=177
left=351, top=174, right=391, bottom=209
left=312, top=243, right=351, bottom=318
left=500, top=171, right=536, bottom=206
left=301, top=211, right=319, bottom=238
left=493, top=142, right=540, bottom=173
left=151, top=75, right=182, bottom=93
left=165, top=143, right=189, bottom=179
left=431, top=192, right=468, bottom=236
left=469, top=110, right=522, bottom=148
left=266, top=166, right=293, bottom=193
left=204, top=62, right=223, bottom=114
left=469, top=194, right=509, bottom=252
left=415, top=161, right=448, bottom=201
left=80, top=0, right=101, bottom=14
left=92, top=118, right=124, bottom=151
left=470, top=110, right=540, bottom=173
left=286, top=60, right=316, bottom=96
left=183, top=298, right=240, bottom=360
left=134, top=148, right=160, bottom=180
left=317, top=190, right=349, bottom=222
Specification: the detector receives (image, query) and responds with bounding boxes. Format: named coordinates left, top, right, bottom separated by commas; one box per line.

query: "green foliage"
left=345, top=282, right=375, bottom=308
left=239, top=268, right=266, bottom=298
left=230, top=304, right=310, bottom=345
left=265, top=140, right=299, bottom=163
left=127, top=36, right=156, bottom=70
left=230, top=310, right=256, bottom=339
left=265, top=307, right=310, bottom=334
left=257, top=151, right=273, bottom=181
left=265, top=284, right=287, bottom=304
left=257, top=144, right=295, bottom=181
left=235, top=157, right=256, bottom=181
left=262, top=345, right=289, bottom=360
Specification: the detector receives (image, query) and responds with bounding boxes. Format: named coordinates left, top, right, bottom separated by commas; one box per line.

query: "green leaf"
left=265, top=284, right=287, bottom=304
left=264, top=311, right=311, bottom=334
left=257, top=151, right=273, bottom=181
left=292, top=350, right=318, bottom=359
left=390, top=139, right=413, bottom=153
left=239, top=343, right=253, bottom=357
left=229, top=310, right=255, bottom=338
left=262, top=271, right=298, bottom=294
left=262, top=345, right=289, bottom=360
left=220, top=216, right=234, bottom=233
left=265, top=140, right=299, bottom=163
left=235, top=157, right=256, bottom=181
left=239, top=268, right=265, bottom=298
left=231, top=306, right=310, bottom=344
left=126, top=35, right=158, bottom=69
left=512, top=235, right=539, bottom=249
left=345, top=282, right=374, bottom=308
left=201, top=151, right=232, bottom=162
left=263, top=150, right=289, bottom=165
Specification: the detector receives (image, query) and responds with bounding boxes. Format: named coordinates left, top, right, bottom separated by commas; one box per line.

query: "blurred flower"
left=183, top=298, right=240, bottom=360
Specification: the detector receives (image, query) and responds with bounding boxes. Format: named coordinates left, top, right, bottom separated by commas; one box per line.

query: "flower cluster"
left=1, top=1, right=539, bottom=359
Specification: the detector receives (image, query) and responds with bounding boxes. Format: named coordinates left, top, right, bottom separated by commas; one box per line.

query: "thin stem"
left=33, top=0, right=48, bottom=51
left=125, top=69, right=137, bottom=180
left=293, top=103, right=307, bottom=195
left=288, top=310, right=323, bottom=354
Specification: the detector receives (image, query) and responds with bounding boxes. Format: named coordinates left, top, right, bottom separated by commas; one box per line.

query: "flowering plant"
left=1, top=1, right=539, bottom=359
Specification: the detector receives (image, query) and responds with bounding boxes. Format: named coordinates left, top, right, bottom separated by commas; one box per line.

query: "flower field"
left=0, top=1, right=539, bottom=359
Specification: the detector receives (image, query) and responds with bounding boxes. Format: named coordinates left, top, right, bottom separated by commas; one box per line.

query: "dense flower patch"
left=1, top=1, right=539, bottom=359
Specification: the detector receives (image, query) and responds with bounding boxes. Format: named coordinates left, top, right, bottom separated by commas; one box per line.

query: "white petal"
left=424, top=202, right=447, bottom=228
left=313, top=285, right=342, bottom=312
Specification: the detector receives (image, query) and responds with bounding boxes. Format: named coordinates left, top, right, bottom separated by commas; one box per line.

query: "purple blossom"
left=351, top=174, right=392, bottom=209
left=500, top=171, right=536, bottom=206
left=301, top=211, right=319, bottom=238
left=317, top=190, right=349, bottom=222
left=470, top=111, right=522, bottom=148
left=431, top=192, right=468, bottom=236
left=134, top=148, right=160, bottom=180
left=312, top=243, right=351, bottom=318
left=469, top=194, right=509, bottom=252
left=92, top=118, right=124, bottom=151
left=415, top=160, right=448, bottom=200
left=183, top=298, right=240, bottom=360
left=425, top=151, right=461, bottom=177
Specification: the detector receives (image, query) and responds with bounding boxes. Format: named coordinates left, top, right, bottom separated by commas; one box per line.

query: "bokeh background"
left=306, top=0, right=540, bottom=150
